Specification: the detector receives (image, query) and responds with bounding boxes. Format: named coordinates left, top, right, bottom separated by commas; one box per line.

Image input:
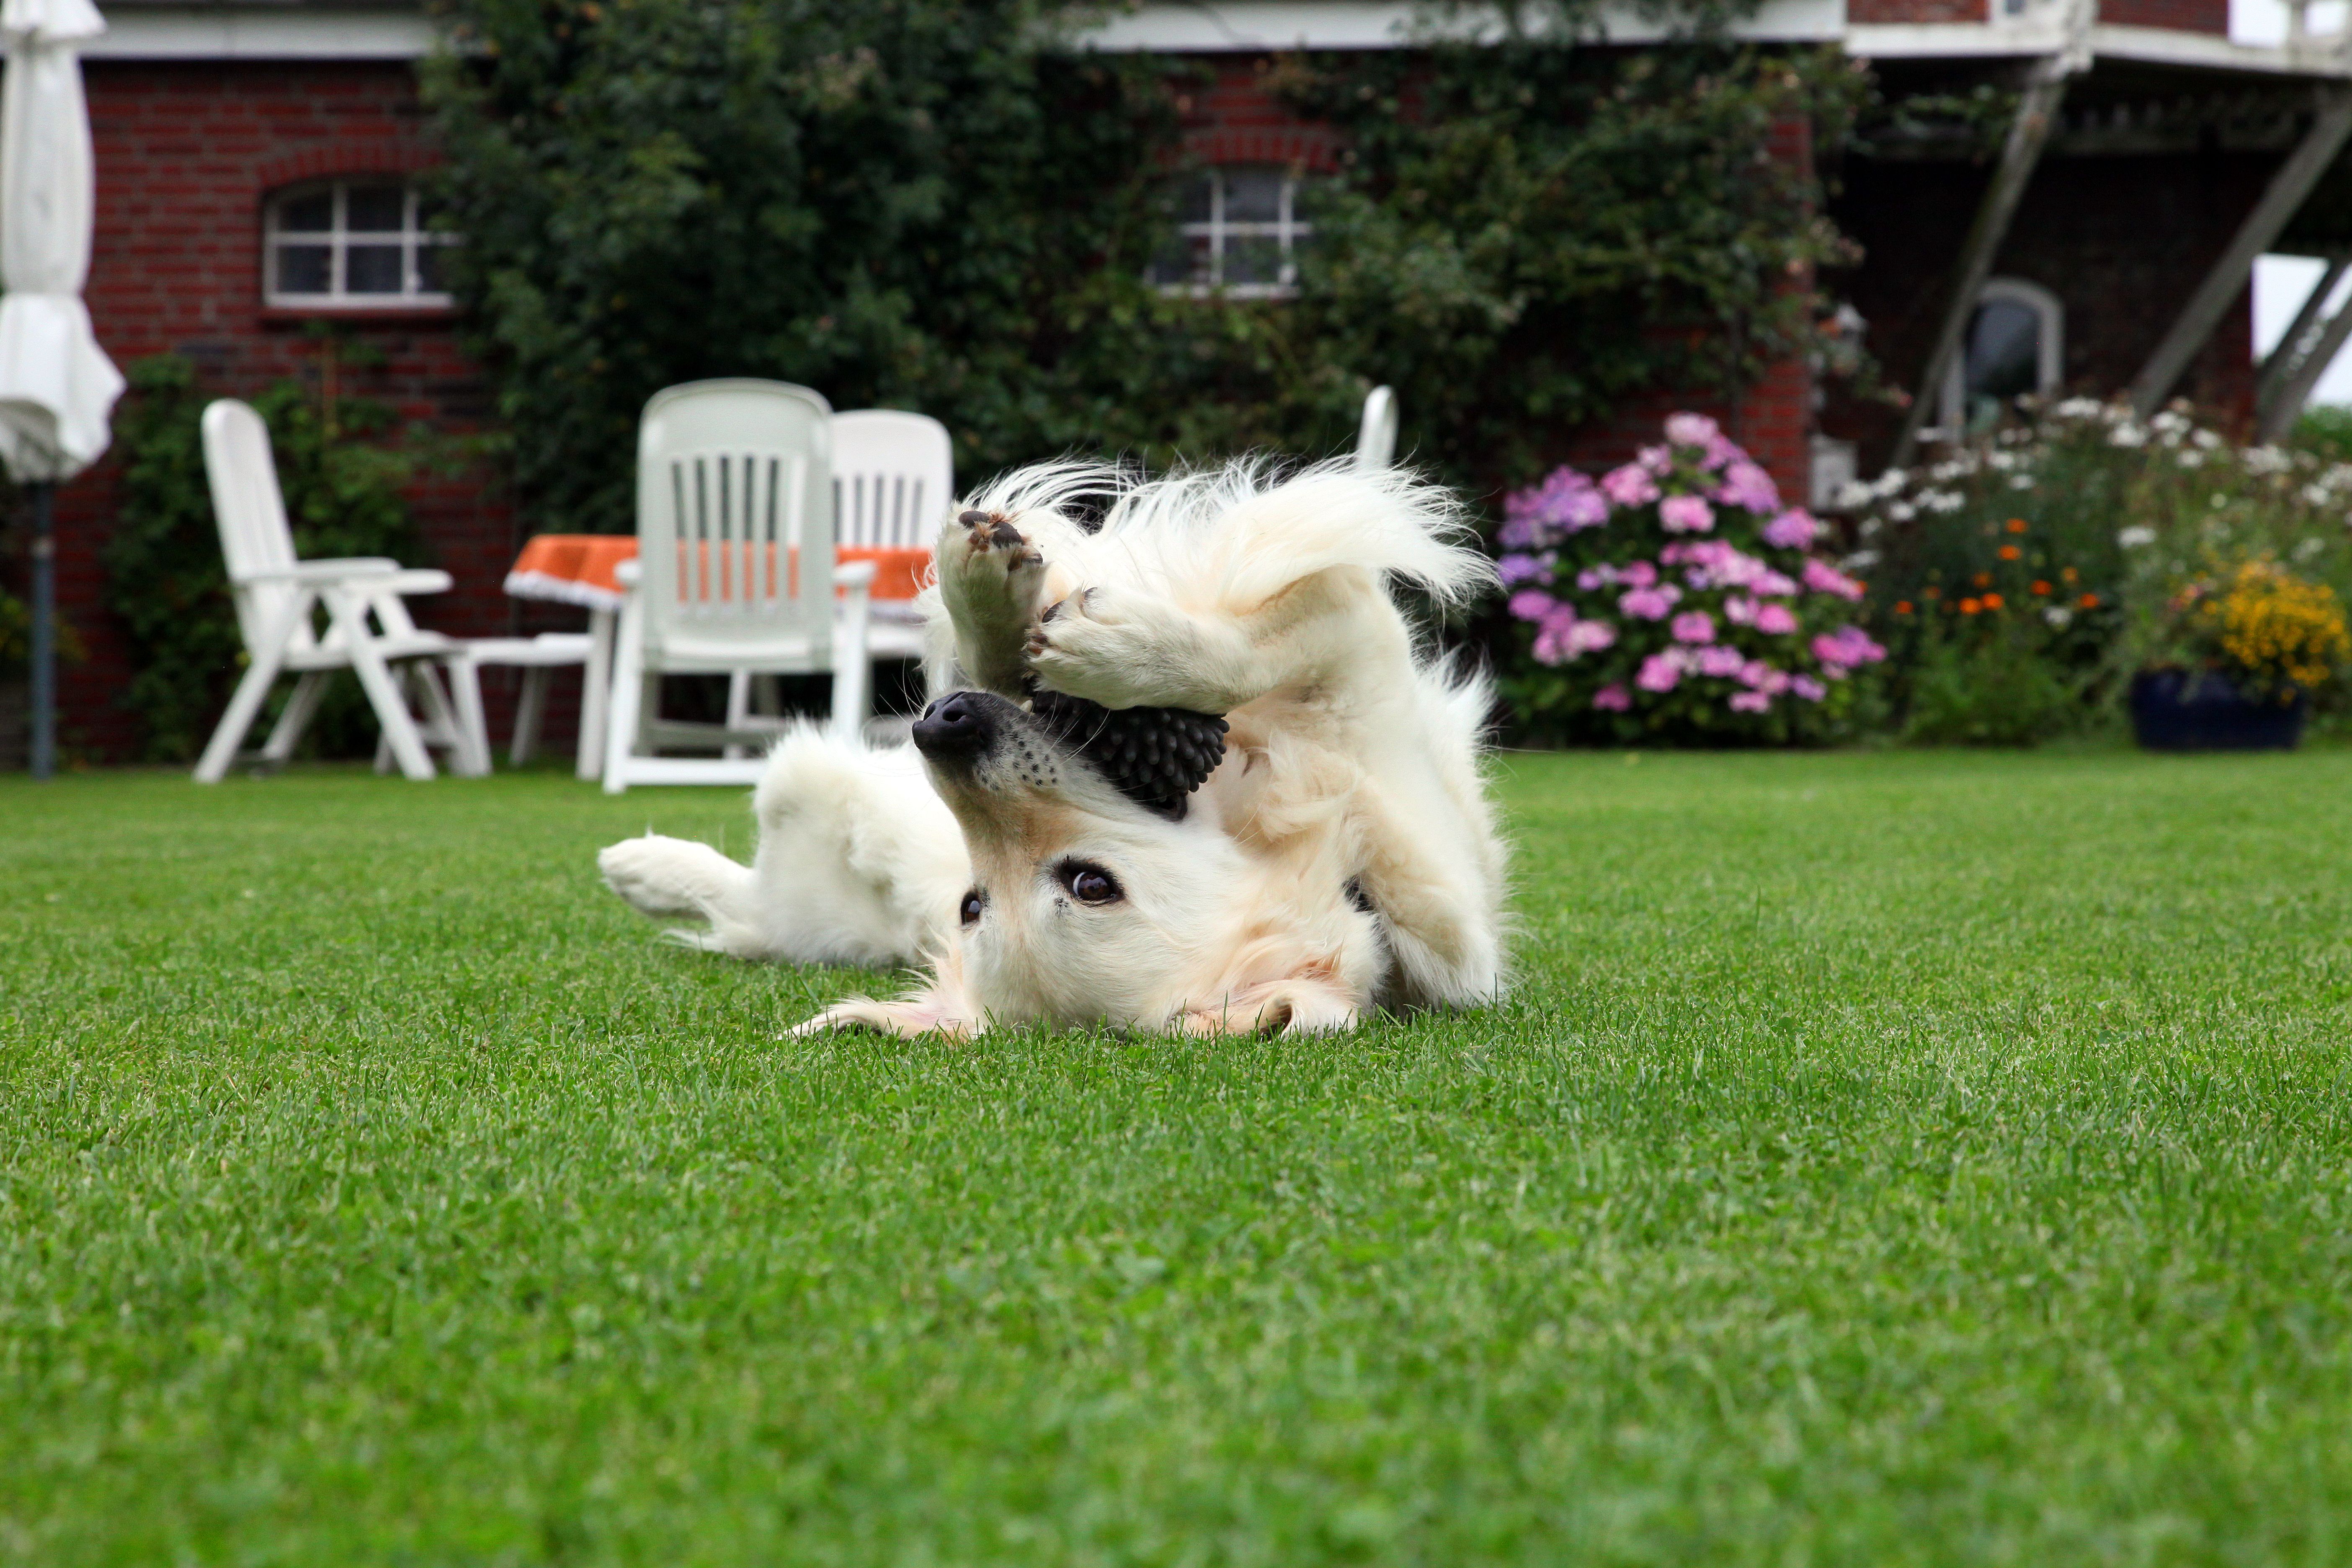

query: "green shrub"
left=419, top=0, right=1869, bottom=533
left=101, top=353, right=426, bottom=761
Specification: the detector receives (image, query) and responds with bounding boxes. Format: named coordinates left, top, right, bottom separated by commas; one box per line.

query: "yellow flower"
left=2195, top=559, right=2350, bottom=694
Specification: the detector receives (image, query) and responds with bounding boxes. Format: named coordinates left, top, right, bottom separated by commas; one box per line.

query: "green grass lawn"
left=3, top=749, right=2350, bottom=1566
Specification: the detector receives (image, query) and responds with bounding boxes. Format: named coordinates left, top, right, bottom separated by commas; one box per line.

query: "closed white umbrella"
left=0, top=0, right=122, bottom=778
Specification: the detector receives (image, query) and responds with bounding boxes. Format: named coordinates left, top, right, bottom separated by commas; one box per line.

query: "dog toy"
left=1029, top=688, right=1228, bottom=813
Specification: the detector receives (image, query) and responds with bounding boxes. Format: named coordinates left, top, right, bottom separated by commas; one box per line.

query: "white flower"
left=2245, top=445, right=2293, bottom=475
left=1843, top=549, right=1881, bottom=570
left=1988, top=450, right=2018, bottom=471
left=2117, top=526, right=2156, bottom=548
left=2176, top=449, right=2205, bottom=469
left=2109, top=423, right=2148, bottom=448
left=2208, top=492, right=2229, bottom=510
left=2304, top=484, right=2331, bottom=506
left=1928, top=491, right=1966, bottom=513
left=2152, top=410, right=2191, bottom=435
left=1833, top=480, right=1875, bottom=509
left=2009, top=474, right=2036, bottom=490
left=2192, top=428, right=2222, bottom=450
left=2295, top=536, right=2326, bottom=562
left=1888, top=500, right=1916, bottom=522
left=1874, top=469, right=1909, bottom=498
left=1857, top=516, right=1883, bottom=540
left=1929, top=460, right=1964, bottom=482
left=2053, top=396, right=2104, bottom=420
left=2043, top=606, right=2073, bottom=628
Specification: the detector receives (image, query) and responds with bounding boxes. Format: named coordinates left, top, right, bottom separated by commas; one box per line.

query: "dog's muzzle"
left=912, top=690, right=1015, bottom=764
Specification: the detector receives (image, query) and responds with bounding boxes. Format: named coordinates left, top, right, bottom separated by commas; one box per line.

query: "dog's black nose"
left=913, top=691, right=998, bottom=759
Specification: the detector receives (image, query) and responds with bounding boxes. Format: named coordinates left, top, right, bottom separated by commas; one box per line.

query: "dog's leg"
left=598, top=835, right=758, bottom=938
left=936, top=510, right=1052, bottom=701
left=1024, top=570, right=1379, bottom=715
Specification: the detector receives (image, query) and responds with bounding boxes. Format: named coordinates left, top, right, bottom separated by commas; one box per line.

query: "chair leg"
left=601, top=595, right=648, bottom=794
left=829, top=587, right=874, bottom=747
left=328, top=590, right=437, bottom=780
left=438, top=655, right=493, bottom=777
left=578, top=606, right=615, bottom=782
left=512, top=666, right=549, bottom=766
left=194, top=604, right=302, bottom=783
left=259, top=671, right=330, bottom=765
left=723, top=669, right=753, bottom=761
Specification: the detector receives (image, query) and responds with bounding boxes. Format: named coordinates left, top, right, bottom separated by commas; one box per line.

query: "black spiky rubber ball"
left=1029, top=688, right=1229, bottom=815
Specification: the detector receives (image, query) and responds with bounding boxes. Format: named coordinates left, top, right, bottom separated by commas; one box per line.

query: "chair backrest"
left=201, top=399, right=301, bottom=651
left=831, top=409, right=954, bottom=549
left=1356, top=385, right=1398, bottom=471
left=634, top=379, right=836, bottom=656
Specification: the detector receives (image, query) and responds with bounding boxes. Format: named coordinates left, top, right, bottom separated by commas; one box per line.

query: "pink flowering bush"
left=1497, top=411, right=1887, bottom=742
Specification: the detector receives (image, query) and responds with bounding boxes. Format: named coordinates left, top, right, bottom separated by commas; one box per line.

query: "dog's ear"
left=1176, top=965, right=1360, bottom=1037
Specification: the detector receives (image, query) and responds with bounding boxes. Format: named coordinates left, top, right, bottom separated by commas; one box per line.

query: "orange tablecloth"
left=504, top=535, right=931, bottom=613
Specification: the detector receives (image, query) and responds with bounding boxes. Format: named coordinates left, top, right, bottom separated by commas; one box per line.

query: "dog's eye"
left=959, top=890, right=985, bottom=927
left=1057, top=861, right=1124, bottom=905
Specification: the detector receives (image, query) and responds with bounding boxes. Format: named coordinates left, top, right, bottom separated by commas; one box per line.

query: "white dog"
left=596, top=459, right=1507, bottom=1037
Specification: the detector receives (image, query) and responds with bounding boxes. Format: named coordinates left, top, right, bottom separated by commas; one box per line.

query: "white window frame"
left=264, top=178, right=456, bottom=310
left=1941, top=276, right=2063, bottom=430
left=1153, top=166, right=1313, bottom=299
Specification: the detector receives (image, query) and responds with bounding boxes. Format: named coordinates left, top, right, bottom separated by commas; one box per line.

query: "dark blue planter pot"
left=2129, top=668, right=2307, bottom=752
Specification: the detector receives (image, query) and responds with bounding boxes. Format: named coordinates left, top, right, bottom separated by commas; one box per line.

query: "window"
left=1942, top=277, right=2063, bottom=433
left=1148, top=166, right=1313, bottom=298
left=264, top=179, right=455, bottom=309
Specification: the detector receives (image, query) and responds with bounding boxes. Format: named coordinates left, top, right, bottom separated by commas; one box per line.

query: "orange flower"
left=2079, top=592, right=2099, bottom=609
left=1895, top=600, right=1914, bottom=615
left=2031, top=580, right=2052, bottom=596
left=1973, top=572, right=1993, bottom=588
left=1982, top=592, right=2005, bottom=610
left=2006, top=518, right=2029, bottom=534
left=1960, top=597, right=1982, bottom=614
left=2061, top=567, right=2079, bottom=584
left=1998, top=544, right=2022, bottom=561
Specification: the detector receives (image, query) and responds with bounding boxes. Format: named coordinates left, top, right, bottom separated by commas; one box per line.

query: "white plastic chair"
left=603, top=379, right=876, bottom=792
left=1357, top=385, right=1398, bottom=470
left=720, top=407, right=950, bottom=740
left=194, top=398, right=485, bottom=783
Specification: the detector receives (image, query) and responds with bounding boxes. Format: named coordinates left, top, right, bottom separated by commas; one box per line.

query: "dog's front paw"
left=940, top=509, right=1049, bottom=693
left=1026, top=584, right=1217, bottom=710
left=598, top=834, right=715, bottom=919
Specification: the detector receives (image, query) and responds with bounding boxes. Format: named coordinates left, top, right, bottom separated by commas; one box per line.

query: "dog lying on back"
left=596, top=459, right=1507, bottom=1036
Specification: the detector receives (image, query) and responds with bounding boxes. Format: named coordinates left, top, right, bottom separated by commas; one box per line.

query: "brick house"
left=16, top=0, right=2352, bottom=761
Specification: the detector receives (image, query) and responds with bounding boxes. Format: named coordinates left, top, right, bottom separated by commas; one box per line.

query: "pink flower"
left=1813, top=624, right=1888, bottom=671
left=1754, top=602, right=1799, bottom=635
left=1665, top=412, right=1723, bottom=448
left=1670, top=611, right=1715, bottom=644
left=1618, top=559, right=1658, bottom=588
left=1498, top=552, right=1553, bottom=587
left=1570, top=619, right=1618, bottom=655
left=1508, top=588, right=1555, bottom=623
left=1659, top=495, right=1716, bottom=534
left=1532, top=609, right=1578, bottom=665
left=1619, top=585, right=1681, bottom=621
left=1722, top=595, right=1759, bottom=627
left=1791, top=676, right=1827, bottom=701
left=1576, top=563, right=1617, bottom=591
left=1761, top=508, right=1820, bottom=550
left=1803, top=559, right=1866, bottom=601
left=1717, top=460, right=1779, bottom=514
left=1501, top=466, right=1611, bottom=545
left=1593, top=683, right=1632, bottom=711
left=1635, top=652, right=1684, bottom=693
left=1729, top=691, right=1773, bottom=714
left=1738, top=660, right=1791, bottom=694
left=1752, top=569, right=1800, bottom=598
left=1695, top=644, right=1748, bottom=678
left=1638, top=443, right=1673, bottom=475
left=1600, top=464, right=1659, bottom=506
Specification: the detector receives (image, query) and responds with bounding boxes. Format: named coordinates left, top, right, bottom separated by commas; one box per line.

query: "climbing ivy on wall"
left=420, top=0, right=1870, bottom=533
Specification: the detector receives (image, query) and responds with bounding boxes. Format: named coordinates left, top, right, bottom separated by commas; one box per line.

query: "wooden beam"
left=2254, top=252, right=2347, bottom=417
left=2130, top=89, right=2352, bottom=419
left=2259, top=287, right=2352, bottom=441
left=1890, top=57, right=2074, bottom=469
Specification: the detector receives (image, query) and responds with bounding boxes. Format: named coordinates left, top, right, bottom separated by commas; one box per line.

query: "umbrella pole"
left=29, top=481, right=53, bottom=781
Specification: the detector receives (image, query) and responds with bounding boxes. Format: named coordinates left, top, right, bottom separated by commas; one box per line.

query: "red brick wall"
left=47, top=60, right=562, bottom=765
left=1850, top=0, right=2225, bottom=31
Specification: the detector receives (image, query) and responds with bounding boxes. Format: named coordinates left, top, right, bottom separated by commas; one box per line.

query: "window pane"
left=1222, top=235, right=1284, bottom=286
left=277, top=191, right=333, bottom=234
left=345, top=243, right=405, bottom=294
left=1174, top=174, right=1214, bottom=225
left=415, top=242, right=448, bottom=294
left=1223, top=168, right=1285, bottom=223
left=1966, top=299, right=2043, bottom=401
left=346, top=185, right=406, bottom=233
left=275, top=243, right=332, bottom=295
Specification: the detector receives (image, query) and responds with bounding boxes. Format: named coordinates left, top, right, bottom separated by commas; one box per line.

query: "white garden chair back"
left=832, top=409, right=954, bottom=549
left=193, top=399, right=489, bottom=784
left=1356, top=385, right=1398, bottom=471
left=603, top=379, right=875, bottom=791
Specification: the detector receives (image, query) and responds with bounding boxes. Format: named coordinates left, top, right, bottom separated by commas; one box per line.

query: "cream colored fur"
left=598, top=459, right=1507, bottom=1037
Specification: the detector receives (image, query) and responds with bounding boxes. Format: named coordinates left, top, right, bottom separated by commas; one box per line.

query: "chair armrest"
left=615, top=559, right=642, bottom=588
left=834, top=560, right=878, bottom=590
left=235, top=557, right=402, bottom=585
